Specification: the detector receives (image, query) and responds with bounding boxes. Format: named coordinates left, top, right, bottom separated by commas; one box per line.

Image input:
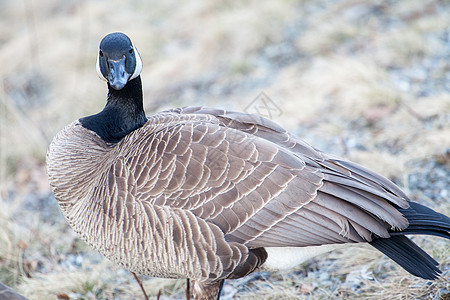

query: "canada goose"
left=47, top=32, right=450, bottom=300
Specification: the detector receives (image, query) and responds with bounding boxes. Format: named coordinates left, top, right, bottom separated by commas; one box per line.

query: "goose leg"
left=217, top=280, right=225, bottom=300
left=131, top=271, right=149, bottom=300
left=186, top=278, right=190, bottom=300
left=191, top=280, right=224, bottom=300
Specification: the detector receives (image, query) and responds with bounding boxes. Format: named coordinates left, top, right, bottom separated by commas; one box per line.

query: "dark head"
left=96, top=32, right=143, bottom=90
left=79, top=33, right=146, bottom=143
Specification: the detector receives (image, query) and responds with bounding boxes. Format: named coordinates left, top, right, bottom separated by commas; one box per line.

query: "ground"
left=0, top=0, right=449, bottom=299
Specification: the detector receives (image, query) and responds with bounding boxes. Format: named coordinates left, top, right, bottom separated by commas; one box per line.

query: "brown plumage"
left=47, top=33, right=450, bottom=299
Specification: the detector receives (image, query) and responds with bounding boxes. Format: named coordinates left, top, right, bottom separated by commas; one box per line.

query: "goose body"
left=47, top=33, right=450, bottom=299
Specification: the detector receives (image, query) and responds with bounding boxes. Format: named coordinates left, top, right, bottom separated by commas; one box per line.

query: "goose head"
left=96, top=32, right=143, bottom=90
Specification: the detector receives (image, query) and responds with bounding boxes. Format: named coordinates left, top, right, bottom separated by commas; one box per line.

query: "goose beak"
left=107, top=56, right=130, bottom=90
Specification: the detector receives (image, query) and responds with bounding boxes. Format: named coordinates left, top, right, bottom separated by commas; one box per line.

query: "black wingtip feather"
left=372, top=201, right=449, bottom=280
left=370, top=235, right=441, bottom=280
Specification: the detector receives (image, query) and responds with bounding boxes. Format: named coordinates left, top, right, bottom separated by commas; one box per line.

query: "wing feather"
left=116, top=107, right=413, bottom=271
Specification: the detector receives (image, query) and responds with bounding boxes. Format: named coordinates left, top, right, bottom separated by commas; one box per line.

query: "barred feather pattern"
left=47, top=106, right=411, bottom=282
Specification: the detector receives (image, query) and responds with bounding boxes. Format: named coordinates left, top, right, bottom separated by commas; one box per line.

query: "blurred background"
left=0, top=0, right=449, bottom=299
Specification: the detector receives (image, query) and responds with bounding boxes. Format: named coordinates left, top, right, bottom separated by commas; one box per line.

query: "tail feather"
left=390, top=228, right=449, bottom=239
left=394, top=202, right=450, bottom=239
left=370, top=202, right=449, bottom=280
left=398, top=202, right=450, bottom=226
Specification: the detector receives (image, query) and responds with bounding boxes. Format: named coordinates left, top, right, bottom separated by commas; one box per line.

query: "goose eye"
left=99, top=50, right=103, bottom=57
left=129, top=48, right=133, bottom=54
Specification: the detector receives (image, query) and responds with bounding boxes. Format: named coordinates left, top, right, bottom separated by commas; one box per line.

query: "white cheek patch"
left=130, top=46, right=143, bottom=80
left=96, top=52, right=107, bottom=81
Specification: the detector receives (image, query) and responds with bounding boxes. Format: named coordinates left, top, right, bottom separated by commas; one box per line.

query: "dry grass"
left=1, top=0, right=449, bottom=299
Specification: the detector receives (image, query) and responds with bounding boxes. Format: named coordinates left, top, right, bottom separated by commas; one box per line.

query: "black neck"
left=79, top=76, right=147, bottom=143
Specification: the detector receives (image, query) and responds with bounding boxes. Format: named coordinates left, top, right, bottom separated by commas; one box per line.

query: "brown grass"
left=1, top=0, right=449, bottom=299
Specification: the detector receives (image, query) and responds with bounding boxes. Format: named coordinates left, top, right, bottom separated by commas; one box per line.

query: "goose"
left=47, top=32, right=450, bottom=300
